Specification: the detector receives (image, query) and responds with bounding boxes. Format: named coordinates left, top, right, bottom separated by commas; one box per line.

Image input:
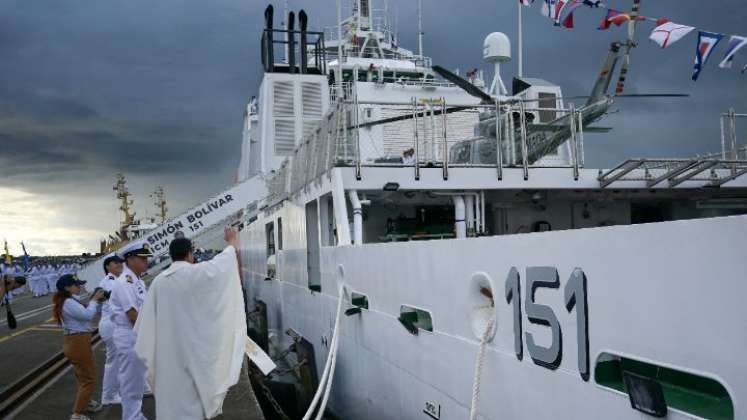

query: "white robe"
left=134, top=246, right=247, bottom=419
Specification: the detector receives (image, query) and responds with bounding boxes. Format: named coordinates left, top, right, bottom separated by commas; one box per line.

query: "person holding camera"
left=52, top=274, right=107, bottom=420
left=99, top=253, right=124, bottom=406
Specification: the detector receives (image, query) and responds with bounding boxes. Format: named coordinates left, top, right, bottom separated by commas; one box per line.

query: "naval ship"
left=78, top=1, right=747, bottom=418
left=234, top=1, right=746, bottom=419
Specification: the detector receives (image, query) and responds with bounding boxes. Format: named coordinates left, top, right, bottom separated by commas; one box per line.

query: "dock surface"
left=1, top=293, right=265, bottom=419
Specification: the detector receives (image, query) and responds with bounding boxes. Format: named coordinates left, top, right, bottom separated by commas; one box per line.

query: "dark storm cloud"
left=0, top=0, right=745, bottom=254
left=0, top=88, right=227, bottom=179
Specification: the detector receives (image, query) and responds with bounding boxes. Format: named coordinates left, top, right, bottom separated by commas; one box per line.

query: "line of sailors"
left=28, top=263, right=81, bottom=297
left=1, top=262, right=82, bottom=299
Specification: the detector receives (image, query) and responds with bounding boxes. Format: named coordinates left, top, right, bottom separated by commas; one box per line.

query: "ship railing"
left=329, top=82, right=354, bottom=102
left=332, top=97, right=588, bottom=181
left=329, top=68, right=454, bottom=88
left=265, top=103, right=747, bottom=205
left=720, top=109, right=746, bottom=161
left=261, top=28, right=327, bottom=75
left=598, top=158, right=747, bottom=188
left=695, top=146, right=747, bottom=161
left=280, top=101, right=347, bottom=197
left=267, top=95, right=594, bottom=200
left=598, top=109, right=747, bottom=188
left=322, top=40, right=432, bottom=69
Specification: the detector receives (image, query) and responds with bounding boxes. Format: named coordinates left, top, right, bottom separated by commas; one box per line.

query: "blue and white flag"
left=692, top=31, right=724, bottom=81
left=719, top=35, right=747, bottom=69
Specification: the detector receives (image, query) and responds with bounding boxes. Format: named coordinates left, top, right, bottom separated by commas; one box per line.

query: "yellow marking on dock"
left=32, top=326, right=62, bottom=332
left=0, top=325, right=38, bottom=343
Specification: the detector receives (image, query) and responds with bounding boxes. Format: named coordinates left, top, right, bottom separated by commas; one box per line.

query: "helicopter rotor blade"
left=616, top=93, right=689, bottom=98
left=347, top=106, right=471, bottom=130
left=514, top=93, right=688, bottom=103
left=432, top=65, right=494, bottom=103
left=615, top=0, right=642, bottom=96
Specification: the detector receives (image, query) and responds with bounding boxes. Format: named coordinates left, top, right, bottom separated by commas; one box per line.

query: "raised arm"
left=63, top=298, right=101, bottom=322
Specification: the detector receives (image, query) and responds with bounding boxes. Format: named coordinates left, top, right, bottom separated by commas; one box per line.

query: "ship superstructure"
left=78, top=1, right=747, bottom=418
left=234, top=2, right=747, bottom=419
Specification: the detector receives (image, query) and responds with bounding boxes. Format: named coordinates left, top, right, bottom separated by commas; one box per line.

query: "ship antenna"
left=336, top=0, right=344, bottom=101
left=394, top=2, right=399, bottom=46
left=517, top=1, right=524, bottom=78
left=417, top=0, right=424, bottom=57
left=283, top=0, right=292, bottom=64
left=384, top=0, right=390, bottom=35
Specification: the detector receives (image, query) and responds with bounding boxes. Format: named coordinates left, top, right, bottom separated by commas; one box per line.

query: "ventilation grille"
left=274, top=119, right=296, bottom=155
left=273, top=82, right=294, bottom=117
left=302, top=82, right=323, bottom=118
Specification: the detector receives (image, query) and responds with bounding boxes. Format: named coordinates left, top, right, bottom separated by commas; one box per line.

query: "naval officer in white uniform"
left=109, top=241, right=151, bottom=420
left=99, top=253, right=124, bottom=406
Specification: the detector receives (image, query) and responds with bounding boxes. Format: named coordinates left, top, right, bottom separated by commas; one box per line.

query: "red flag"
left=655, top=17, right=670, bottom=26
left=598, top=9, right=624, bottom=30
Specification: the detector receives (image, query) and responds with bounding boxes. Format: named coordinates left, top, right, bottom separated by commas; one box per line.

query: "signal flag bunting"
left=649, top=22, right=695, bottom=49
left=692, top=31, right=725, bottom=81
left=719, top=36, right=747, bottom=69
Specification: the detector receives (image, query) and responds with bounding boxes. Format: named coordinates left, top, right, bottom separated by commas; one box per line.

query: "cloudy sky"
left=1, top=0, right=745, bottom=256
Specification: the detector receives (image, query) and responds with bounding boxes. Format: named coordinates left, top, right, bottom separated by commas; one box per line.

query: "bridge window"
left=265, top=222, right=275, bottom=256
left=276, top=218, right=283, bottom=251
left=538, top=93, right=557, bottom=123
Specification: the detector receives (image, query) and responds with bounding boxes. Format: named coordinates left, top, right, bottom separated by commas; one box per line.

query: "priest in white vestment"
left=134, top=227, right=247, bottom=419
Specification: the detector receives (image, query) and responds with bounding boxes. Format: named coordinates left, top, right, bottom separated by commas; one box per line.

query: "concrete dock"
left=1, top=293, right=266, bottom=419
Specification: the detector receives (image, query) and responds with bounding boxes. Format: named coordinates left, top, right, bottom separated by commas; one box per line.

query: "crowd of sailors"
left=1, top=260, right=83, bottom=303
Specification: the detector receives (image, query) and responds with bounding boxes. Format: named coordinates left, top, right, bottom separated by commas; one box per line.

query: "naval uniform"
left=46, top=265, right=57, bottom=295
left=99, top=272, right=121, bottom=404
left=110, top=265, right=148, bottom=420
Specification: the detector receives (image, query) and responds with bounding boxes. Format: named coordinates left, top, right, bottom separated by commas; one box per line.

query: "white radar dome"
left=483, top=32, right=511, bottom=63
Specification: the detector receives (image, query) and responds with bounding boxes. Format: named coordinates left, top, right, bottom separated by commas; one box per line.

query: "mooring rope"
left=469, top=316, right=495, bottom=420
left=302, top=283, right=347, bottom=420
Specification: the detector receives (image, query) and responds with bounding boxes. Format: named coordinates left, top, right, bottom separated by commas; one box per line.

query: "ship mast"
left=113, top=173, right=136, bottom=240
left=150, top=186, right=168, bottom=224
left=518, top=1, right=523, bottom=77
left=417, top=0, right=424, bottom=57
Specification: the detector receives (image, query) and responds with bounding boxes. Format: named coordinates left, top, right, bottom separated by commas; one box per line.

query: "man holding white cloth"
left=134, top=227, right=247, bottom=419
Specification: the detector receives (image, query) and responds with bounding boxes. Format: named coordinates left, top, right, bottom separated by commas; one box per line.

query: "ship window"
left=305, top=200, right=322, bottom=292
left=450, top=142, right=472, bottom=164
left=265, top=222, right=275, bottom=256
left=476, top=139, right=496, bottom=164
left=594, top=353, right=734, bottom=419
left=398, top=305, right=433, bottom=335
left=538, top=93, right=557, bottom=123
left=276, top=218, right=283, bottom=251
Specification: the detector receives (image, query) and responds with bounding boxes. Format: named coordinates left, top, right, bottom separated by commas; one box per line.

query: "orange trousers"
left=63, top=332, right=96, bottom=414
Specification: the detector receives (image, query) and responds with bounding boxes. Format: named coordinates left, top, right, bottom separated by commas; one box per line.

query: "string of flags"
left=519, top=0, right=747, bottom=81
